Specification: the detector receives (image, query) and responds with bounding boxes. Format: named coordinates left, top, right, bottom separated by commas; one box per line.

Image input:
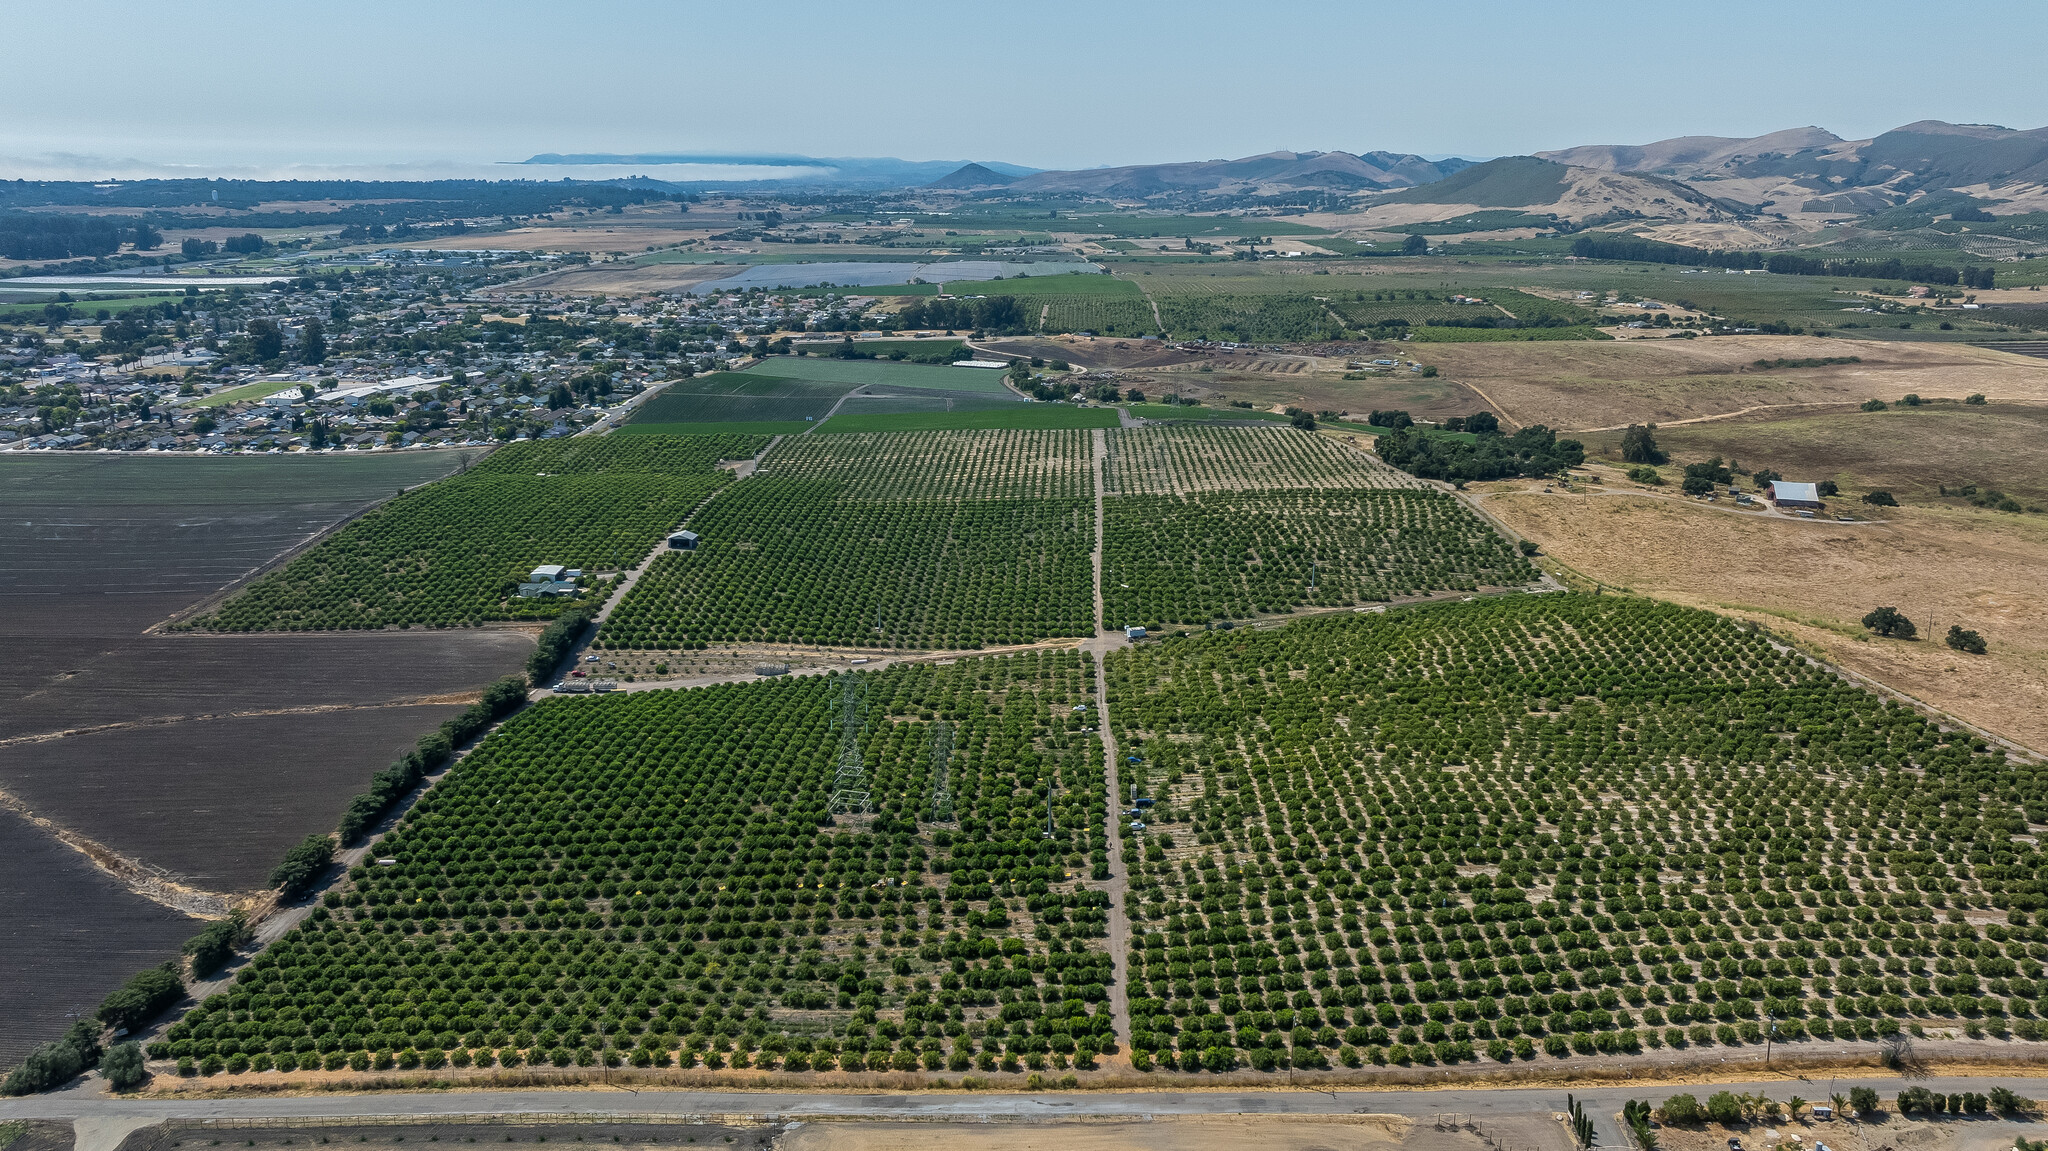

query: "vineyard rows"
left=198, top=435, right=765, bottom=631
left=1104, top=490, right=1538, bottom=628
left=1105, top=426, right=1419, bottom=495
left=153, top=654, right=1121, bottom=1076
left=1105, top=597, right=2043, bottom=1071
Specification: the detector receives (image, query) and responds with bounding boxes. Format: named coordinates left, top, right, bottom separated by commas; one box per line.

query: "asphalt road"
left=6, top=1075, right=2041, bottom=1143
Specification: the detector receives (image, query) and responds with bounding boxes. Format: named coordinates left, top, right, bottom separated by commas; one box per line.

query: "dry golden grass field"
left=1478, top=476, right=2048, bottom=754
left=1419, top=336, right=2048, bottom=431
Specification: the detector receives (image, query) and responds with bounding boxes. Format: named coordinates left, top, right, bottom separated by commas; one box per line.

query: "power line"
left=828, top=674, right=871, bottom=816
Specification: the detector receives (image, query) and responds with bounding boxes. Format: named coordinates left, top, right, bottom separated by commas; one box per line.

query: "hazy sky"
left=5, top=0, right=2045, bottom=180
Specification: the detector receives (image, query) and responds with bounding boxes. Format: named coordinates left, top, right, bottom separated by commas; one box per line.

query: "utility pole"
left=828, top=674, right=871, bottom=815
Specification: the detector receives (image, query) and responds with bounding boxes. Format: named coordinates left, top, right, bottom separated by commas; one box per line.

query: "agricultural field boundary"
left=0, top=785, right=229, bottom=919
left=146, top=447, right=493, bottom=634
left=0, top=693, right=488, bottom=751
left=1572, top=401, right=1850, bottom=435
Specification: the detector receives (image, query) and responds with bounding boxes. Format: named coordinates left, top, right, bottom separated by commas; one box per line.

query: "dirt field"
left=0, top=803, right=199, bottom=1068
left=1477, top=479, right=2048, bottom=753
left=0, top=452, right=532, bottom=1060
left=1417, top=337, right=2048, bottom=432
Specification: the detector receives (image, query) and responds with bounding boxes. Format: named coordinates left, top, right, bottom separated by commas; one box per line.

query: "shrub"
left=1862, top=399, right=1888, bottom=412
left=1863, top=490, right=1899, bottom=507
left=101, top=1041, right=147, bottom=1091
left=1706, top=1091, right=1744, bottom=1125
left=1849, top=1086, right=1880, bottom=1116
left=1661, top=1094, right=1703, bottom=1125
left=1626, top=465, right=1664, bottom=485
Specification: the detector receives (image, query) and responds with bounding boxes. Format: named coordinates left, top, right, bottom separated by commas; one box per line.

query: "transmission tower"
left=928, top=719, right=955, bottom=823
left=828, top=674, right=872, bottom=815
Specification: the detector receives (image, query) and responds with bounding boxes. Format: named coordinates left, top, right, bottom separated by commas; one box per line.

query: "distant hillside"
left=1536, top=121, right=2048, bottom=218
left=1356, top=156, right=1744, bottom=228
left=927, top=163, right=1016, bottom=189
left=1379, top=156, right=1571, bottom=207
left=1538, top=127, right=1842, bottom=175
left=1002, top=150, right=1471, bottom=197
left=517, top=153, right=1039, bottom=188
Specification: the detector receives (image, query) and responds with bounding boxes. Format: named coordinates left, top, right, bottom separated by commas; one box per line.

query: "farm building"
left=517, top=580, right=581, bottom=599
left=530, top=564, right=568, bottom=582
left=953, top=360, right=1012, bottom=369
left=1769, top=481, right=1824, bottom=509
left=668, top=530, right=700, bottom=550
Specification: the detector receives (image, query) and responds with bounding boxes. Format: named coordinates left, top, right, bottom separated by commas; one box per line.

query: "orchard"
left=154, top=652, right=1121, bottom=1076
left=199, top=435, right=764, bottom=631
left=1107, top=596, right=2046, bottom=1073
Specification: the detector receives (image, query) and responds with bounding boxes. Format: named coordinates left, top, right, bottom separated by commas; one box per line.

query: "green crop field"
left=818, top=407, right=1118, bottom=434
left=750, top=357, right=1014, bottom=394
left=625, top=374, right=846, bottom=427
left=620, top=420, right=813, bottom=436
left=601, top=431, right=1097, bottom=650
left=150, top=652, right=1120, bottom=1076
left=1109, top=595, right=2042, bottom=1072
left=1103, top=489, right=1538, bottom=628
left=1121, top=403, right=1291, bottom=424
left=197, top=435, right=766, bottom=631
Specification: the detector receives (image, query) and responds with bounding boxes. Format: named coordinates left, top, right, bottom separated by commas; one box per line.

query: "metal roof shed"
left=1769, top=481, right=1823, bottom=508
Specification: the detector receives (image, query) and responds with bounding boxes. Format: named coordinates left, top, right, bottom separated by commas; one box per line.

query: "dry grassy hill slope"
left=1350, top=156, right=1746, bottom=229
left=1538, top=126, right=1843, bottom=174
left=1005, top=150, right=1468, bottom=196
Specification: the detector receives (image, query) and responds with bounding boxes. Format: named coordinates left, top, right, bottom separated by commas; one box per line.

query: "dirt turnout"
left=1479, top=479, right=2048, bottom=753
left=1418, top=337, right=2048, bottom=431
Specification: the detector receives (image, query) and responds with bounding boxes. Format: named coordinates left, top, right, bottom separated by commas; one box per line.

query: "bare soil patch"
left=1478, top=482, right=2048, bottom=753
left=0, top=803, right=198, bottom=1068
left=0, top=702, right=474, bottom=892
left=1416, top=337, right=2048, bottom=431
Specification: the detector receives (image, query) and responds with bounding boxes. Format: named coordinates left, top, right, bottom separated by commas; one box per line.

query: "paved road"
left=7, top=1075, right=2039, bottom=1136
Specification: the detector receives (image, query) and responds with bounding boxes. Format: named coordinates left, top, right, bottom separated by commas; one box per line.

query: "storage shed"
left=668, top=530, right=700, bottom=550
left=1769, top=481, right=1824, bottom=509
left=530, top=564, right=568, bottom=582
